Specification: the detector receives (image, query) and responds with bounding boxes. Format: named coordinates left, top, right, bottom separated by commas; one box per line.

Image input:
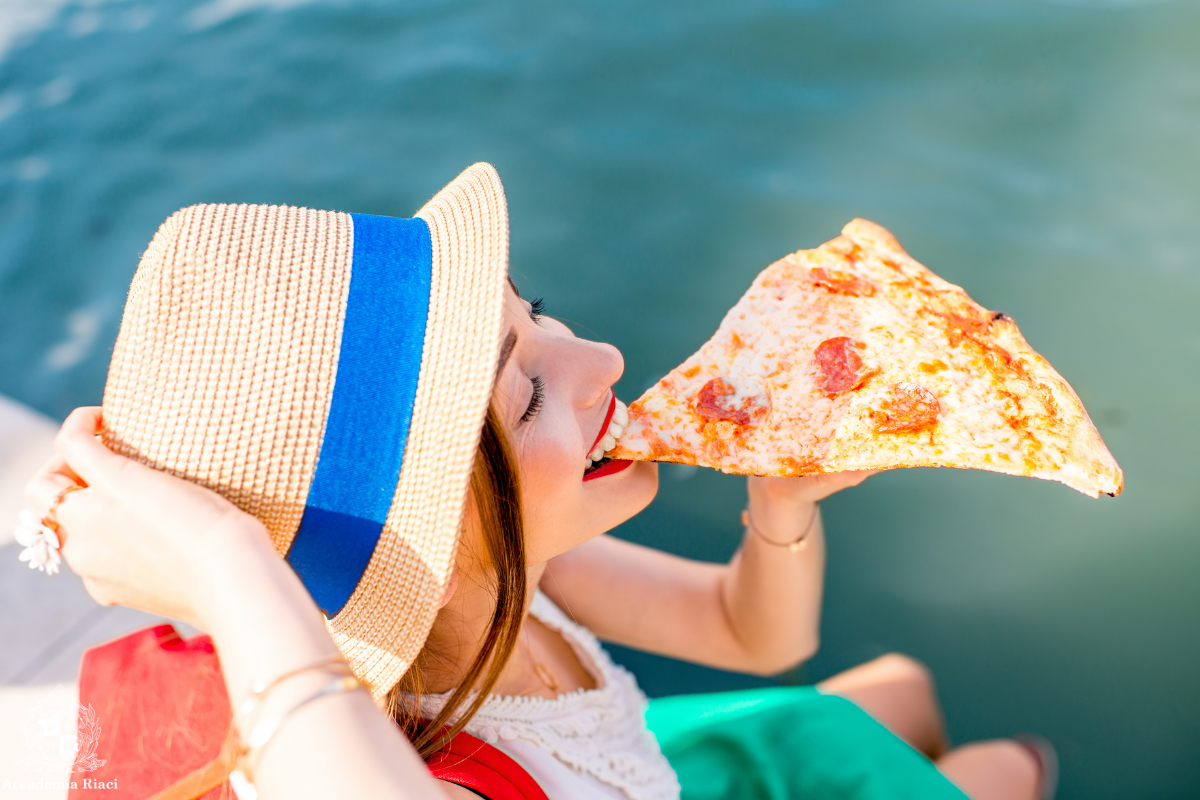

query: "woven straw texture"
left=102, top=163, right=510, bottom=699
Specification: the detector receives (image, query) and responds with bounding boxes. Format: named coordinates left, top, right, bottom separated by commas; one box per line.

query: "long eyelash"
left=529, top=297, right=546, bottom=322
left=521, top=376, right=546, bottom=423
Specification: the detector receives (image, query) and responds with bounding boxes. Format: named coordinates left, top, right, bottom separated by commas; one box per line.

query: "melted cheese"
left=610, top=219, right=1123, bottom=498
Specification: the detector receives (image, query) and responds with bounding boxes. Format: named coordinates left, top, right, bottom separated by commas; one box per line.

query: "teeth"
left=613, top=400, right=629, bottom=427
left=585, top=398, right=631, bottom=471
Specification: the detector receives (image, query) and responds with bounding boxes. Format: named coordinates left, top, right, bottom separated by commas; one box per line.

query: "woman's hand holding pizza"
left=25, top=406, right=279, bottom=630
left=746, top=471, right=877, bottom=545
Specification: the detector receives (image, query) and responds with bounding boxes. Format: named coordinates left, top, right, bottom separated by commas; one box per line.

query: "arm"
left=198, top=524, right=465, bottom=799
left=29, top=408, right=465, bottom=800
left=541, top=472, right=872, bottom=676
left=199, top=527, right=481, bottom=800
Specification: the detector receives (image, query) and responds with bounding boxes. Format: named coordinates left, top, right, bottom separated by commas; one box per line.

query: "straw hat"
left=101, top=163, right=510, bottom=700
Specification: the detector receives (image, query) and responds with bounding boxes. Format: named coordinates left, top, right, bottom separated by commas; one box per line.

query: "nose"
left=574, top=340, right=624, bottom=409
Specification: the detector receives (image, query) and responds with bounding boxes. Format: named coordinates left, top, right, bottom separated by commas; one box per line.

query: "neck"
left=415, top=561, right=547, bottom=695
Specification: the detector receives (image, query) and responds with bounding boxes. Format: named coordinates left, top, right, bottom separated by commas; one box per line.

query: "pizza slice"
left=609, top=219, right=1123, bottom=498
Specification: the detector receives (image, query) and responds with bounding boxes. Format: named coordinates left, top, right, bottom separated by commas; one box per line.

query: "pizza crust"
left=610, top=219, right=1123, bottom=498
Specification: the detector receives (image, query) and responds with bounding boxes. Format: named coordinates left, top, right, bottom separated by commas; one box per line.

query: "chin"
left=588, top=460, right=658, bottom=532
left=630, top=460, right=659, bottom=507
left=529, top=462, right=660, bottom=562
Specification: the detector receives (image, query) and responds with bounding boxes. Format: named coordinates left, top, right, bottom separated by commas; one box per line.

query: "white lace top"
left=416, top=590, right=681, bottom=800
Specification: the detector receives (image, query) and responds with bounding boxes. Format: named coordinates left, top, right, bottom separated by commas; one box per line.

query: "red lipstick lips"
left=583, top=458, right=632, bottom=482
left=582, top=393, right=631, bottom=482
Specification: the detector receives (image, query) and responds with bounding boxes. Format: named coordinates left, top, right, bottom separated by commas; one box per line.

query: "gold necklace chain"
left=518, top=627, right=560, bottom=695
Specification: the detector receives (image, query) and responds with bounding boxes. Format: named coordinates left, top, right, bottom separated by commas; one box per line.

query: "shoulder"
left=440, top=779, right=485, bottom=799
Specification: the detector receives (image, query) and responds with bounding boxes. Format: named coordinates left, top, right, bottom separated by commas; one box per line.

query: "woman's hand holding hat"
left=25, top=405, right=340, bottom=709
left=28, top=406, right=469, bottom=800
left=26, top=406, right=276, bottom=630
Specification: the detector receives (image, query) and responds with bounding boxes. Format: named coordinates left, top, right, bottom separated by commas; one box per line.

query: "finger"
left=26, top=451, right=85, bottom=505
left=57, top=413, right=237, bottom=528
left=835, top=469, right=880, bottom=486
left=52, top=482, right=106, bottom=551
left=54, top=408, right=157, bottom=500
left=55, top=406, right=103, bottom=453
left=31, top=450, right=67, bottom=481
left=26, top=471, right=79, bottom=511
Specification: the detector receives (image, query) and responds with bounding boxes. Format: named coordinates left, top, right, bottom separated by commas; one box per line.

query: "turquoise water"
left=1, top=0, right=1198, bottom=796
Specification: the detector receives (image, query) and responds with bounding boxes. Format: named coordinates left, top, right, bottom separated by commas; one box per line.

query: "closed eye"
left=521, top=376, right=546, bottom=423
left=529, top=297, right=546, bottom=322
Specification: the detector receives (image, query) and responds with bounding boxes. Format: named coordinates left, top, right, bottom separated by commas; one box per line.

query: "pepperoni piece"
left=877, top=382, right=941, bottom=432
left=695, top=378, right=768, bottom=427
left=809, top=267, right=875, bottom=297
left=813, top=337, right=868, bottom=394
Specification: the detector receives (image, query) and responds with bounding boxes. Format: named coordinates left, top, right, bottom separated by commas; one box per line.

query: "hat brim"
left=328, top=163, right=511, bottom=699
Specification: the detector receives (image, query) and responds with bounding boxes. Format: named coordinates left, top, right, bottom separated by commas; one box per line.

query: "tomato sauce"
left=809, top=267, right=876, bottom=297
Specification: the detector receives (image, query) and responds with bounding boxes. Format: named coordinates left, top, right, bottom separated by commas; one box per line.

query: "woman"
left=25, top=164, right=1048, bottom=800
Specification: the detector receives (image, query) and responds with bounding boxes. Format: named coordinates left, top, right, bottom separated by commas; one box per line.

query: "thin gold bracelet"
left=741, top=503, right=819, bottom=552
left=235, top=654, right=351, bottom=720
left=226, top=655, right=354, bottom=800
left=229, top=672, right=364, bottom=799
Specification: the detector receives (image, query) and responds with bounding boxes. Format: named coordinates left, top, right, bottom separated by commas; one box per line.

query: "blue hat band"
left=285, top=213, right=432, bottom=618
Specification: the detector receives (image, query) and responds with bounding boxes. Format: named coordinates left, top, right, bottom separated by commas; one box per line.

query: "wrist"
left=743, top=501, right=820, bottom=550
left=195, top=523, right=343, bottom=708
left=192, top=515, right=305, bottom=631
left=748, top=494, right=817, bottom=529
left=202, top=509, right=275, bottom=561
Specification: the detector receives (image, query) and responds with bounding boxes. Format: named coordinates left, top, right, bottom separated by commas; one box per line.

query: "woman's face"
left=491, top=285, right=658, bottom=563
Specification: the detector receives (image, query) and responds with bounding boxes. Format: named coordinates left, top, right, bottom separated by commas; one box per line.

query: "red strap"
left=427, top=730, right=550, bottom=800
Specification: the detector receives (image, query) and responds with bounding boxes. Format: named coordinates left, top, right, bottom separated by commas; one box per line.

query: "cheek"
left=514, top=417, right=582, bottom=502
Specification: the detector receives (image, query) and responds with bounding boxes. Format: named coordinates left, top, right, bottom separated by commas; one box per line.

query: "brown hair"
left=386, top=404, right=527, bottom=757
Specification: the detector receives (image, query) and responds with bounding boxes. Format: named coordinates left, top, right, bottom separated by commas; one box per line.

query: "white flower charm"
left=228, top=769, right=259, bottom=800
left=14, top=509, right=62, bottom=575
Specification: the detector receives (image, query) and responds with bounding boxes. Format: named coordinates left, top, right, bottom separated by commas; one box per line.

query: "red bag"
left=72, top=625, right=546, bottom=800
left=71, top=625, right=234, bottom=800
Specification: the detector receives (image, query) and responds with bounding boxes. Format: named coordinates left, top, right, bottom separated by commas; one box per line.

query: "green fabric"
left=645, top=687, right=969, bottom=800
